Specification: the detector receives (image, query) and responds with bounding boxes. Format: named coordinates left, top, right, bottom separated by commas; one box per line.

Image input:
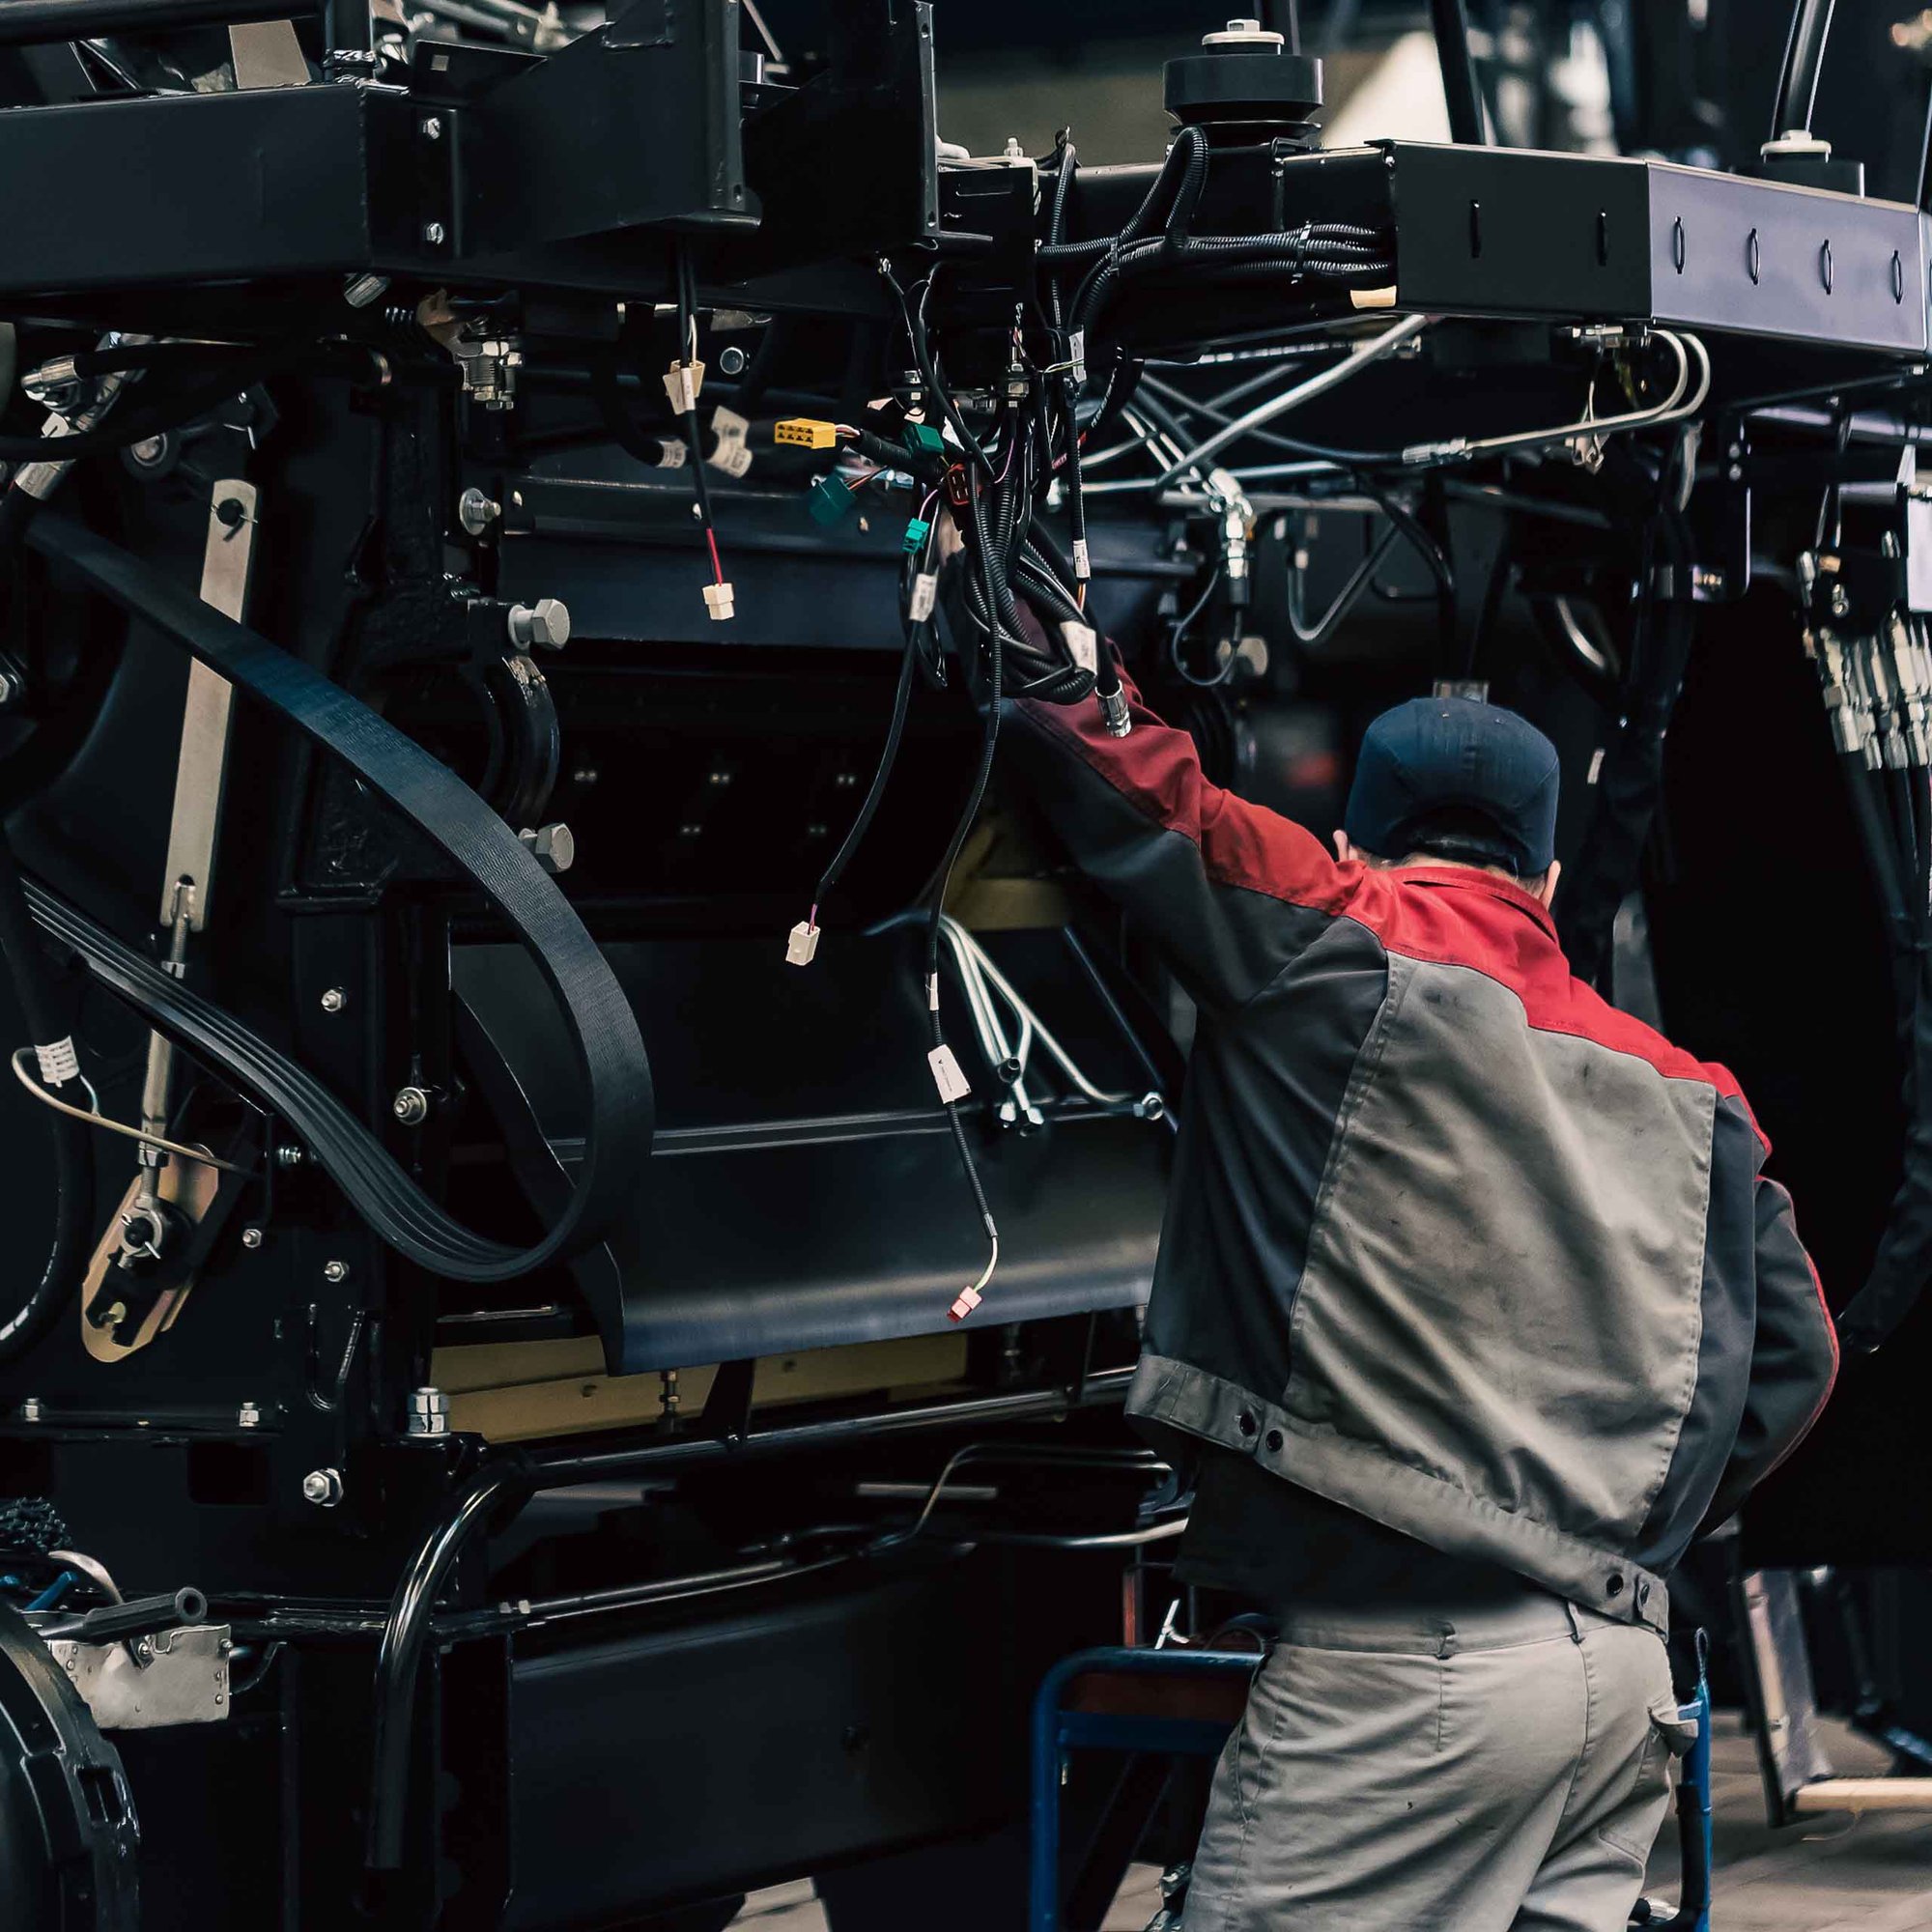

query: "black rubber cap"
left=1164, top=48, right=1323, bottom=128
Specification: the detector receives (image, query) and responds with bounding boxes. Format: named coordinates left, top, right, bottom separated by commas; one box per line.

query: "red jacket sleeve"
left=1004, top=659, right=1365, bottom=1013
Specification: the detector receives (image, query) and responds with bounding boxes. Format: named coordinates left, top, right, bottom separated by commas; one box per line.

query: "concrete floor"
left=740, top=1714, right=1932, bottom=1929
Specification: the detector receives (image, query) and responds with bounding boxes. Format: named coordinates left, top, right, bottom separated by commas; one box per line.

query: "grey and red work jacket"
left=1006, top=671, right=1838, bottom=1634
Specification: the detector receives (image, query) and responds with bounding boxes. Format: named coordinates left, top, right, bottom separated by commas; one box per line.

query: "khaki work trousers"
left=1182, top=1593, right=1688, bottom=1932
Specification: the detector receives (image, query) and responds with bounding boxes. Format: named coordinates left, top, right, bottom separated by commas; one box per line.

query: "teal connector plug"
left=903, top=422, right=945, bottom=458
left=809, top=474, right=856, bottom=526
left=903, top=517, right=931, bottom=553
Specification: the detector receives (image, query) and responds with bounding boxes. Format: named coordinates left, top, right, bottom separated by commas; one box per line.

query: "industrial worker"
left=1000, top=650, right=1839, bottom=1931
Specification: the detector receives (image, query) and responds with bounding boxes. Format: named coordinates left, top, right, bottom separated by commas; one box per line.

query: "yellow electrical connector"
left=774, top=417, right=839, bottom=450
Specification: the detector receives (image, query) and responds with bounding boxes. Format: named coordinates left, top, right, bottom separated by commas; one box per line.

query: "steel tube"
left=364, top=1370, right=1135, bottom=1869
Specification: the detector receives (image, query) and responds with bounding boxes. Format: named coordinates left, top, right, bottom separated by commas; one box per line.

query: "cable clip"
left=34, top=1036, right=79, bottom=1088
left=664, top=358, right=705, bottom=414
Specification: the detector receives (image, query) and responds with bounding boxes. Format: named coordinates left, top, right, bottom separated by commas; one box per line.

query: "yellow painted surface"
left=435, top=1331, right=970, bottom=1441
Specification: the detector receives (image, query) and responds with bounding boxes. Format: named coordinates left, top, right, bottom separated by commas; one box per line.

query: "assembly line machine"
left=0, top=0, right=1929, bottom=1924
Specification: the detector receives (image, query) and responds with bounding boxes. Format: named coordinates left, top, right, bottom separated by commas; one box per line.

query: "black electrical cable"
left=810, top=627, right=921, bottom=921
left=1431, top=0, right=1488, bottom=144
left=1771, top=0, right=1837, bottom=140
left=675, top=242, right=728, bottom=602
left=1358, top=479, right=1457, bottom=663
left=0, top=820, right=89, bottom=1365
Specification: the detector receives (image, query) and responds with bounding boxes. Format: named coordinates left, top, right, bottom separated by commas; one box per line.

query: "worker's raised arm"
left=1702, top=1177, right=1839, bottom=1533
left=998, top=630, right=1359, bottom=1014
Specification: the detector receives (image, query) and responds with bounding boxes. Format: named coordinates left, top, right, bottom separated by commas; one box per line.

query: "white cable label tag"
left=928, top=1044, right=972, bottom=1105
left=1069, top=329, right=1087, bottom=384
left=925, top=973, right=940, bottom=1012
left=1062, top=621, right=1098, bottom=674
left=909, top=572, right=939, bottom=623
left=1071, top=537, right=1091, bottom=581
left=708, top=407, right=753, bottom=477
left=35, top=1037, right=79, bottom=1086
left=657, top=437, right=689, bottom=469
left=663, top=358, right=705, bottom=413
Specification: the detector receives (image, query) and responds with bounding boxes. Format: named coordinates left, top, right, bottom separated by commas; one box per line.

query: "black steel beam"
left=0, top=0, right=318, bottom=43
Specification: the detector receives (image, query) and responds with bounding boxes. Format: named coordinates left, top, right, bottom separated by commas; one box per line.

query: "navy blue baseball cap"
left=1344, top=696, right=1560, bottom=876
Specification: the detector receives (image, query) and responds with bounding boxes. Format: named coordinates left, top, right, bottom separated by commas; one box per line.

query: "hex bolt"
left=237, top=1400, right=263, bottom=1429
left=301, top=1467, right=345, bottom=1508
left=423, top=220, right=447, bottom=246
left=320, top=987, right=349, bottom=1014
left=518, top=823, right=576, bottom=874
left=459, top=487, right=501, bottom=537
left=241, top=1226, right=264, bottom=1250
left=506, top=598, right=571, bottom=651
left=392, top=1086, right=431, bottom=1126
left=322, top=1260, right=351, bottom=1285
left=17, top=1397, right=43, bottom=1423
left=420, top=115, right=442, bottom=140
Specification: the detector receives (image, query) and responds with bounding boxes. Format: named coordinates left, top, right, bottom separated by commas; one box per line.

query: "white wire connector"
left=1068, top=329, right=1087, bottom=385
left=702, top=580, right=735, bottom=622
left=786, top=920, right=819, bottom=967
left=1062, top=621, right=1098, bottom=675
left=909, top=572, right=939, bottom=623
left=708, top=406, right=753, bottom=477
left=657, top=437, right=690, bottom=469
left=928, top=1043, right=971, bottom=1105
left=34, top=1036, right=79, bottom=1088
left=664, top=357, right=705, bottom=414
left=1071, top=537, right=1091, bottom=581
left=950, top=1225, right=999, bottom=1322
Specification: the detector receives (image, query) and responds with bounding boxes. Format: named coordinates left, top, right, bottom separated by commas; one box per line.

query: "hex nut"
left=518, top=823, right=576, bottom=874
left=302, top=1467, right=344, bottom=1507
left=506, top=598, right=570, bottom=651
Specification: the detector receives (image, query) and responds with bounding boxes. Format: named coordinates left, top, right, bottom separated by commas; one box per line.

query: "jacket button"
left=1605, top=1574, right=1625, bottom=1598
left=1237, top=1411, right=1258, bottom=1436
left=1636, top=1581, right=1650, bottom=1607
left=1264, top=1429, right=1284, bottom=1452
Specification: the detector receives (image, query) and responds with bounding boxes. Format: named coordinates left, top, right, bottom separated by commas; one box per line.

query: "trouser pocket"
left=1599, top=1695, right=1690, bottom=1861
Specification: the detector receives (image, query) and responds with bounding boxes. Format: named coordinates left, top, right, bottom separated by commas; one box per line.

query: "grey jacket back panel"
left=1010, top=675, right=1838, bottom=1632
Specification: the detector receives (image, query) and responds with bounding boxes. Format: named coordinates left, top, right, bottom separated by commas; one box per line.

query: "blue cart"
left=1031, top=1641, right=1714, bottom=1932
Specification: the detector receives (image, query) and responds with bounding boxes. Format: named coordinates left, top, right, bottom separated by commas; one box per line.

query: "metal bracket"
left=46, top=1624, right=233, bottom=1730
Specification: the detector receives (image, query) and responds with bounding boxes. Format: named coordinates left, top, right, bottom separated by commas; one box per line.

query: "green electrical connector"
left=809, top=474, right=856, bottom=526
left=902, top=517, right=931, bottom=554
left=903, top=422, right=946, bottom=458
